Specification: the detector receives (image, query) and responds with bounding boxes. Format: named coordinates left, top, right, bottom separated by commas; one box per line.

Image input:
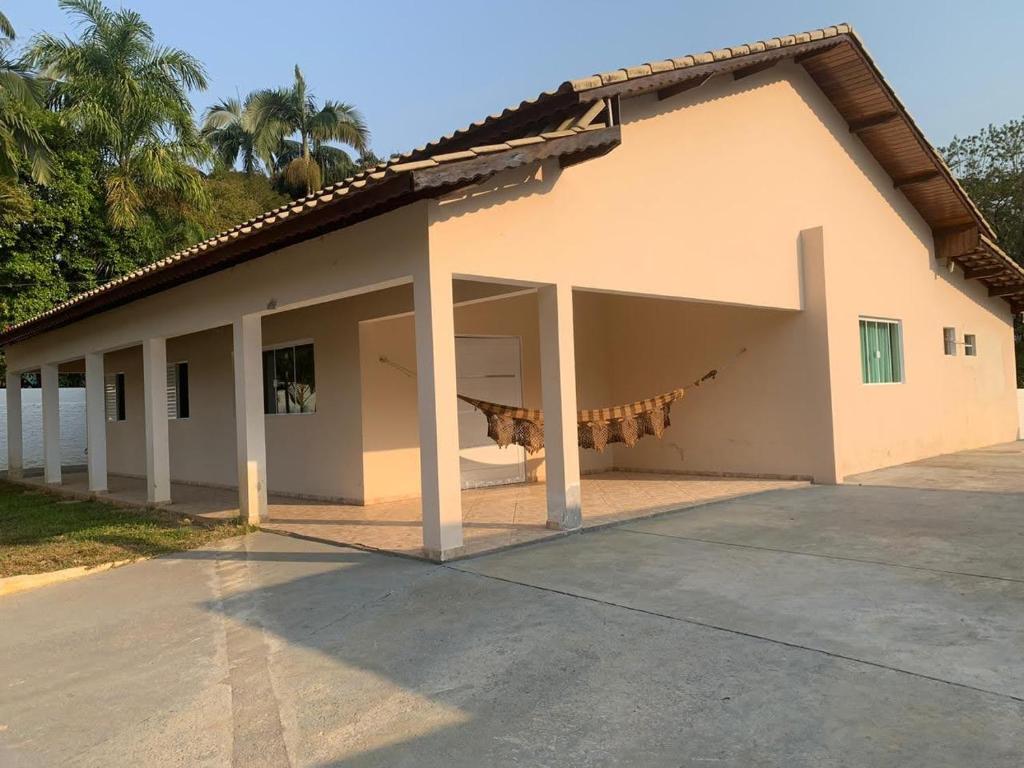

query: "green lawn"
left=0, top=481, right=249, bottom=577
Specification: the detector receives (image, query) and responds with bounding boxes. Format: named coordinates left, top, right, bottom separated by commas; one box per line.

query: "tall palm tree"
left=0, top=10, right=50, bottom=185
left=201, top=96, right=263, bottom=174
left=27, top=0, right=209, bottom=228
left=246, top=65, right=369, bottom=196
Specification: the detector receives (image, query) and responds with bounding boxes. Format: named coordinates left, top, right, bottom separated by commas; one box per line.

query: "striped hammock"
left=458, top=370, right=717, bottom=454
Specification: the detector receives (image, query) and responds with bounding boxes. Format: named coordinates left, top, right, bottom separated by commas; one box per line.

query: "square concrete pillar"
left=233, top=315, right=268, bottom=525
left=142, top=337, right=171, bottom=503
left=40, top=363, right=61, bottom=485
left=539, top=283, right=582, bottom=530
left=5, top=372, right=23, bottom=480
left=799, top=226, right=842, bottom=484
left=414, top=263, right=463, bottom=560
left=84, top=352, right=107, bottom=492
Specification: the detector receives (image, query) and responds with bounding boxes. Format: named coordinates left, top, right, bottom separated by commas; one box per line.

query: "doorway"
left=455, top=335, right=527, bottom=488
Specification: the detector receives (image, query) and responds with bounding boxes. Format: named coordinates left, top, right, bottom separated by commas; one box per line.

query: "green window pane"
left=880, top=323, right=893, bottom=382
left=860, top=321, right=870, bottom=383
left=859, top=319, right=902, bottom=384
left=889, top=324, right=902, bottom=382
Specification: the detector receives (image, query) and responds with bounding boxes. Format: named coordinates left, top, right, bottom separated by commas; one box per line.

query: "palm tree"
left=0, top=10, right=50, bottom=185
left=246, top=65, right=369, bottom=196
left=27, top=0, right=209, bottom=229
left=273, top=136, right=359, bottom=187
left=201, top=96, right=263, bottom=174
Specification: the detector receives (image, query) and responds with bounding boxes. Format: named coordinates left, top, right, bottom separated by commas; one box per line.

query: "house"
left=2, top=24, right=1022, bottom=561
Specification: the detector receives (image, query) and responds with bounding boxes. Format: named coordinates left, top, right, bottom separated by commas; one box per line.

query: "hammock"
left=379, top=349, right=741, bottom=455
left=457, top=369, right=718, bottom=454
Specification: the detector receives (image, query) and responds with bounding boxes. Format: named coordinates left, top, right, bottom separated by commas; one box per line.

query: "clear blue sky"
left=5, top=0, right=1023, bottom=158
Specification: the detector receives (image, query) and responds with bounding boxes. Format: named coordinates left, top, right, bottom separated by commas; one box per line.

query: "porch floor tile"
left=15, top=470, right=808, bottom=560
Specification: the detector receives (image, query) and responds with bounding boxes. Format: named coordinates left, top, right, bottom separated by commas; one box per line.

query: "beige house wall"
left=426, top=62, right=1018, bottom=478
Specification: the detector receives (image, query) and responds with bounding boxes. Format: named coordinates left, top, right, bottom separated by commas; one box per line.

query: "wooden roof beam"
left=935, top=226, right=980, bottom=262
left=657, top=74, right=712, bottom=102
left=894, top=170, right=942, bottom=189
left=988, top=283, right=1024, bottom=298
left=962, top=265, right=1005, bottom=281
left=848, top=111, right=900, bottom=133
left=732, top=60, right=778, bottom=81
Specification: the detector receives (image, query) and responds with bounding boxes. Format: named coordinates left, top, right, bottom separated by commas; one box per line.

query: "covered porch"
left=14, top=468, right=806, bottom=559
left=4, top=262, right=830, bottom=562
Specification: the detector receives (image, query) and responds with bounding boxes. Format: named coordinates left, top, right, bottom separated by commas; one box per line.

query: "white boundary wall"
left=0, top=388, right=86, bottom=470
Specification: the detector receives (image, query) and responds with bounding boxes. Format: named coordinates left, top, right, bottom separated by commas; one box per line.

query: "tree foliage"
left=0, top=10, right=50, bottom=195
left=943, top=120, right=1024, bottom=264
left=0, top=116, right=140, bottom=327
left=27, top=0, right=209, bottom=229
left=943, top=119, right=1024, bottom=386
left=201, top=96, right=263, bottom=175
left=0, top=0, right=378, bottom=382
left=246, top=65, right=369, bottom=195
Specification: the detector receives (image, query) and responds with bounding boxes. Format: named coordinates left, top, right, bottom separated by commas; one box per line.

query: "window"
left=964, top=334, right=977, bottom=357
left=104, top=373, right=126, bottom=422
left=263, top=343, right=316, bottom=414
left=943, top=327, right=957, bottom=356
left=859, top=318, right=903, bottom=384
left=167, top=361, right=190, bottom=419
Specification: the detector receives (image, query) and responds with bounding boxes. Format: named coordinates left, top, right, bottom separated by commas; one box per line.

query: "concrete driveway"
left=1, top=476, right=1022, bottom=766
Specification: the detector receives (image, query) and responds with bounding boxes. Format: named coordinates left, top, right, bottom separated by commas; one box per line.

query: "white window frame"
left=105, top=372, right=126, bottom=422
left=943, top=326, right=957, bottom=356
left=964, top=333, right=977, bottom=357
left=166, top=360, right=189, bottom=420
left=859, top=316, right=905, bottom=386
left=262, top=339, right=317, bottom=416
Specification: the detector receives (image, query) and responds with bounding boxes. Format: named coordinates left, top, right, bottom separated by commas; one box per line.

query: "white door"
left=456, top=336, right=527, bottom=489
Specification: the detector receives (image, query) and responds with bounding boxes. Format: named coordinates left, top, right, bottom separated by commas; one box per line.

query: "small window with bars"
left=859, top=318, right=904, bottom=384
left=104, top=373, right=126, bottom=422
left=943, top=327, right=957, bottom=356
left=167, top=361, right=190, bottom=419
left=964, top=334, right=977, bottom=357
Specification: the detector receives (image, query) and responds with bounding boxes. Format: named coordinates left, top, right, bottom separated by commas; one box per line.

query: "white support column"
left=40, top=363, right=61, bottom=485
left=5, top=372, right=23, bottom=479
left=84, top=353, right=107, bottom=492
left=539, top=283, right=582, bottom=530
left=233, top=315, right=268, bottom=525
left=414, top=262, right=463, bottom=560
left=142, top=337, right=171, bottom=503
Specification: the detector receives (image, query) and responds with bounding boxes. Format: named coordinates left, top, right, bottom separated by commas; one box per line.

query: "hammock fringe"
left=459, top=372, right=716, bottom=454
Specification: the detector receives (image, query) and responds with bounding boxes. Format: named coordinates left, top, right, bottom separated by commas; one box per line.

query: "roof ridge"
left=567, top=23, right=854, bottom=91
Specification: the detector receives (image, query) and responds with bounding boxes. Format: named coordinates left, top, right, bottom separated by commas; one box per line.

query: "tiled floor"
left=15, top=470, right=808, bottom=559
